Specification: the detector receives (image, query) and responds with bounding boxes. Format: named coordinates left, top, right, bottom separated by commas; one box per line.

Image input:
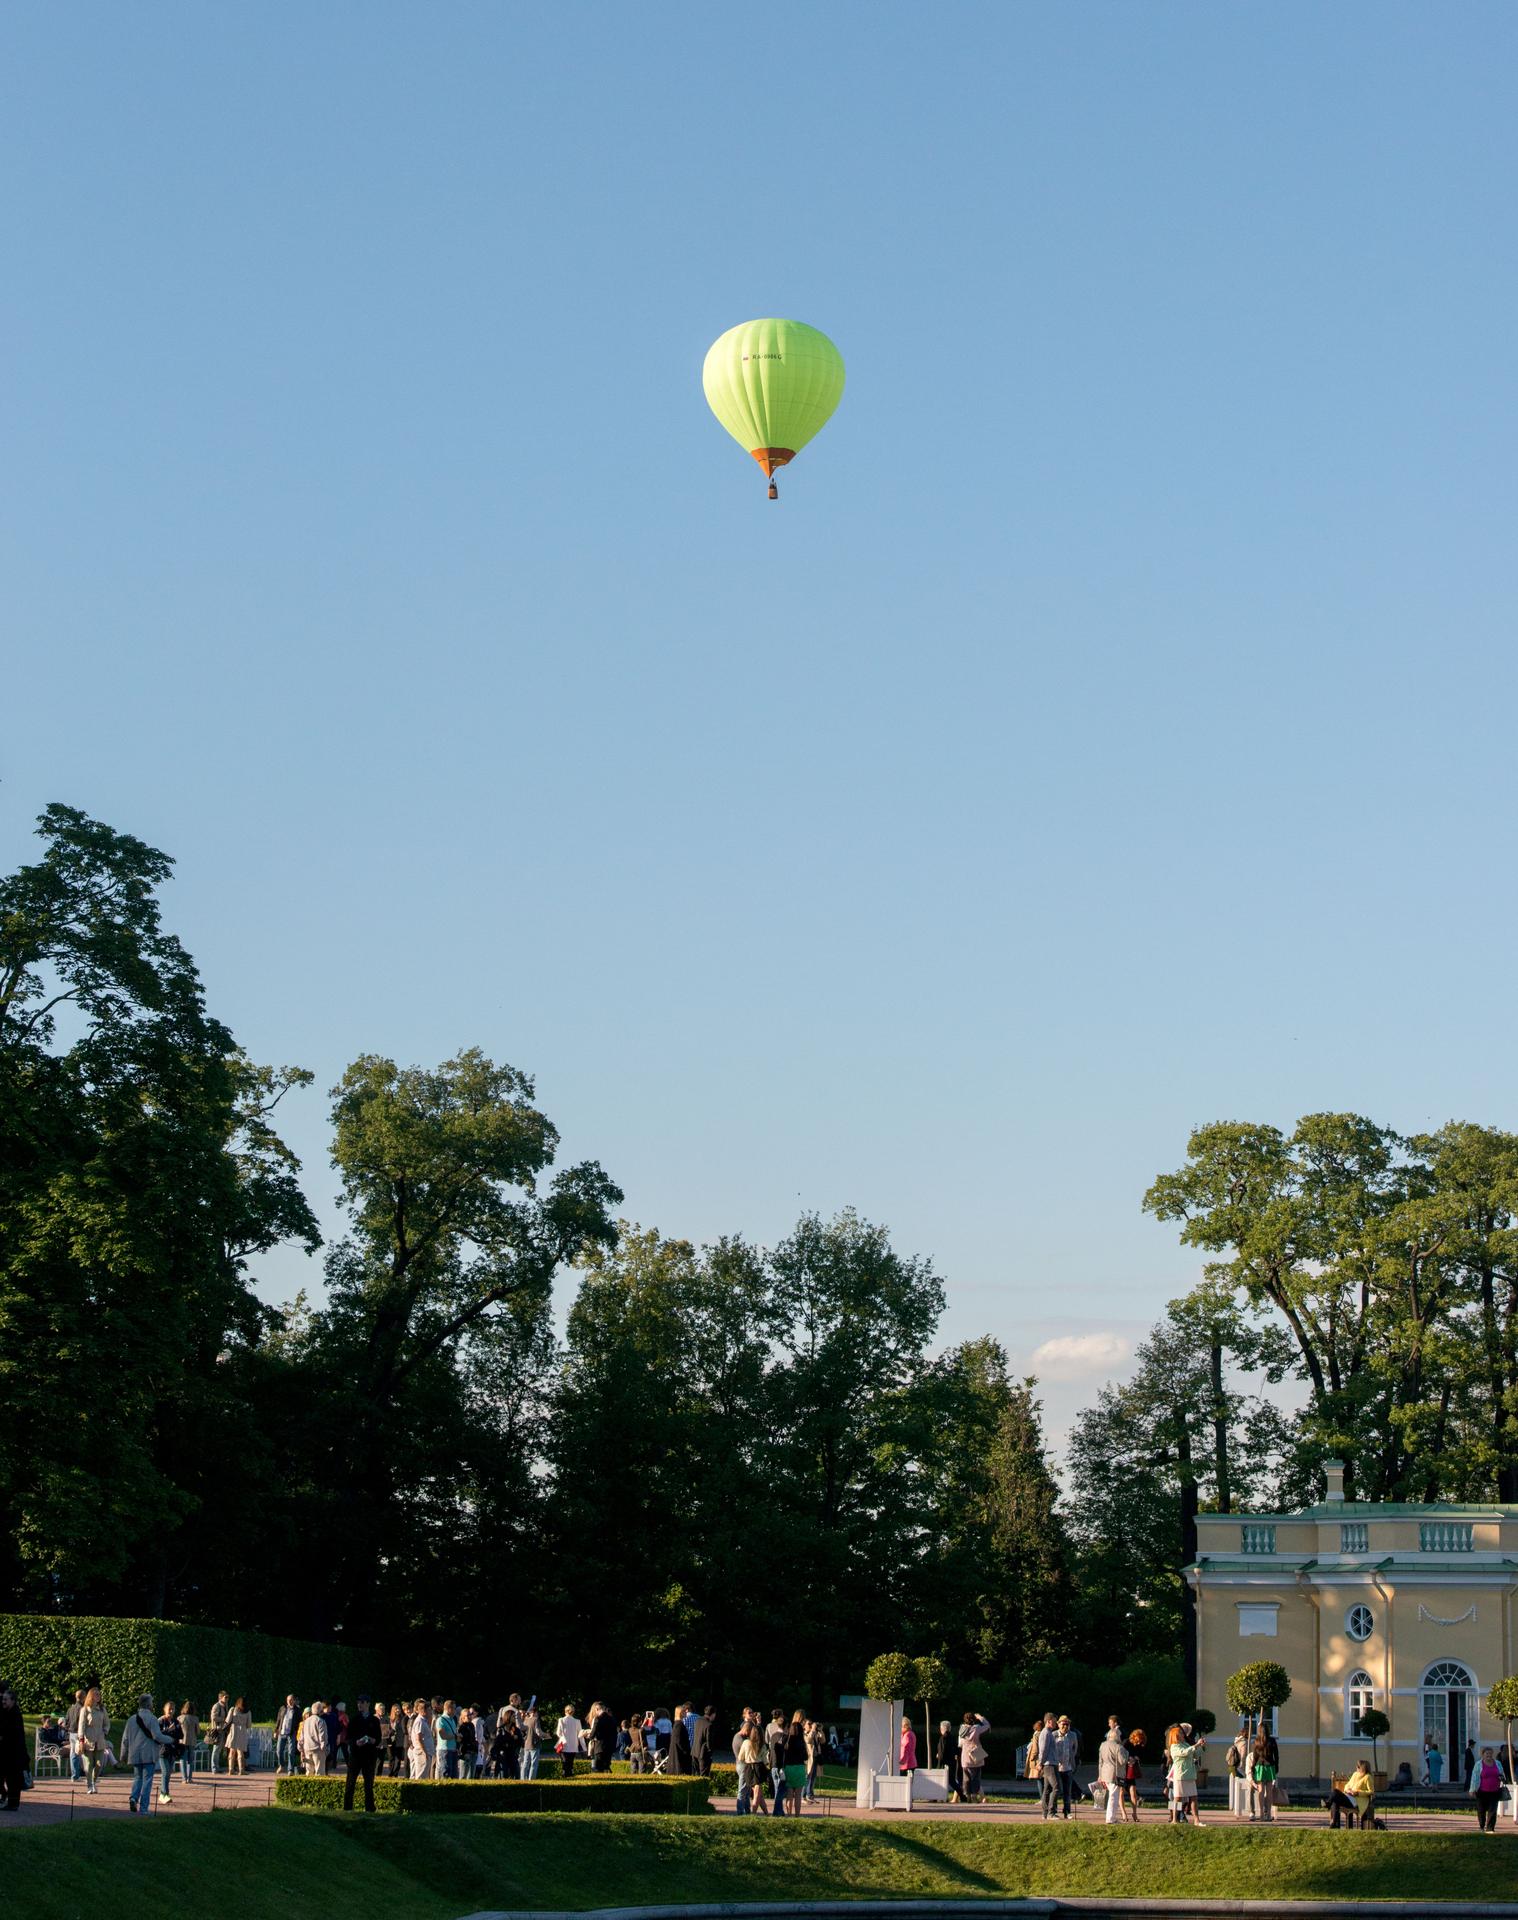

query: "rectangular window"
left=1341, top=1523, right=1368, bottom=1552
left=1241, top=1524, right=1276, bottom=1555
left=1238, top=1604, right=1279, bottom=1637
left=1419, top=1522, right=1474, bottom=1552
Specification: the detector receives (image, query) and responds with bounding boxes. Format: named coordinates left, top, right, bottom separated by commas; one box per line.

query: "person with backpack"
left=121, top=1692, right=172, bottom=1814
left=1226, top=1728, right=1249, bottom=1818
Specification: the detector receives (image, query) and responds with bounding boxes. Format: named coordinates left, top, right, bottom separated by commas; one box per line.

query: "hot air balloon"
left=702, top=318, right=845, bottom=500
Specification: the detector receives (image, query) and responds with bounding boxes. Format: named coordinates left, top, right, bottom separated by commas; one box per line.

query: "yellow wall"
left=1194, top=1556, right=1518, bottom=1778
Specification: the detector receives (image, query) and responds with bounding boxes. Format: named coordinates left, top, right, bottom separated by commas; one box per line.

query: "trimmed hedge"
left=274, top=1774, right=713, bottom=1815
left=609, top=1760, right=738, bottom=1794
left=0, top=1614, right=382, bottom=1720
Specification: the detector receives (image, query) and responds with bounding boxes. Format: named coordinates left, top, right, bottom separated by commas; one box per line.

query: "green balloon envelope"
left=702, top=318, right=845, bottom=482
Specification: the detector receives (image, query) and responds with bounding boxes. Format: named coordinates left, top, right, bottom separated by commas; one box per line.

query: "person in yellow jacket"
left=1346, top=1759, right=1376, bottom=1826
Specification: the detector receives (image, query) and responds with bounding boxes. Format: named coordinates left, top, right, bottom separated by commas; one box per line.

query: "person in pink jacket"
left=899, top=1719, right=918, bottom=1775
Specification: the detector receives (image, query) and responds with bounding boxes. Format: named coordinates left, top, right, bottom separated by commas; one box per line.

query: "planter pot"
left=1373, top=1771, right=1388, bottom=1792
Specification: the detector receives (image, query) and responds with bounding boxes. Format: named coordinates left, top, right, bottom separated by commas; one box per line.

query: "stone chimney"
left=1323, top=1459, right=1346, bottom=1504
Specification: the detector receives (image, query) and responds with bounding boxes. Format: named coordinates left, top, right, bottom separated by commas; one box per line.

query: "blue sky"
left=4, top=2, right=1515, bottom=1434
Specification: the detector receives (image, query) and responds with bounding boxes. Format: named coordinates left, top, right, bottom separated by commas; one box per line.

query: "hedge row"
left=273, top=1775, right=713, bottom=1814
left=0, top=1614, right=383, bottom=1720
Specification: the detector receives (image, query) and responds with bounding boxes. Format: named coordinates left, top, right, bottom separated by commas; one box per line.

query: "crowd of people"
left=6, top=1676, right=1514, bottom=1831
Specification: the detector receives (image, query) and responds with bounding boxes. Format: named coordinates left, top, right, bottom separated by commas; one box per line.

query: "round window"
left=1347, top=1604, right=1374, bottom=1642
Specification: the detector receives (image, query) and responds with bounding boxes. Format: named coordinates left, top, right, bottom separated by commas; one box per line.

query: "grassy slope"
left=5, top=1809, right=1516, bottom=1917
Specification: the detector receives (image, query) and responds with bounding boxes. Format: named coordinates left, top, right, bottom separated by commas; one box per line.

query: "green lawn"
left=4, top=1809, right=1518, bottom=1916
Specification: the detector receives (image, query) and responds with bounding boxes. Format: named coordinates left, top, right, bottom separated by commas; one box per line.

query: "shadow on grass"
left=858, top=1827, right=1009, bottom=1896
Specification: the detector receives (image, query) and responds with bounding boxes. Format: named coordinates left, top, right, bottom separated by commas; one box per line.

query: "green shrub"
left=0, top=1614, right=383, bottom=1719
left=273, top=1774, right=712, bottom=1815
left=864, top=1652, right=915, bottom=1700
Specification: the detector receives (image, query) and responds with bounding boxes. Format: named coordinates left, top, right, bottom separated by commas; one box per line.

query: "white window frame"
left=1346, top=1603, right=1374, bottom=1642
left=1237, top=1603, right=1279, bottom=1638
left=1345, top=1670, right=1374, bottom=1740
left=1235, top=1706, right=1279, bottom=1737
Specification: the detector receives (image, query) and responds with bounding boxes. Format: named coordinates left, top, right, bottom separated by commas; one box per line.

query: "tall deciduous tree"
left=0, top=806, right=319, bottom=1613
left=304, top=1049, right=621, bottom=1639
left=922, top=1338, right=1071, bottom=1677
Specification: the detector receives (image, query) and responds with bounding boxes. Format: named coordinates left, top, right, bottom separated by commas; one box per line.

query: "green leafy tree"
left=304, top=1048, right=621, bottom=1639
left=1486, top=1677, right=1518, bottom=1795
left=1226, top=1660, right=1291, bottom=1740
left=865, top=1652, right=914, bottom=1700
left=543, top=1224, right=768, bottom=1697
left=919, top=1338, right=1072, bottom=1676
left=1065, top=1288, right=1289, bottom=1682
left=1142, top=1114, right=1518, bottom=1504
left=0, top=806, right=318, bottom=1614
left=766, top=1210, right=947, bottom=1704
left=912, top=1653, right=952, bottom=1761
left=1358, top=1706, right=1390, bottom=1773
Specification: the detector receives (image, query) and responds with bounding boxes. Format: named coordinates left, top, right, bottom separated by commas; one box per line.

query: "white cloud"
left=1028, top=1331, right=1131, bottom=1382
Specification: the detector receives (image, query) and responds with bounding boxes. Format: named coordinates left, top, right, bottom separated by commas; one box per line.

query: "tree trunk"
left=1179, top=1423, right=1198, bottom=1694
left=1210, top=1336, right=1232, bottom=1512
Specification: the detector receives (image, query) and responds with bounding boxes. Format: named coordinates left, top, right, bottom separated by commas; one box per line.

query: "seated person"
left=1391, top=1761, right=1413, bottom=1790
left=38, top=1715, right=65, bottom=1747
left=1329, top=1760, right=1377, bottom=1827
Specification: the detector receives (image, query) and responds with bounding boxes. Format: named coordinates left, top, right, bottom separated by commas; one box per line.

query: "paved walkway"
left=6, top=1770, right=1513, bottom=1838
left=711, top=1796, right=1512, bottom=1836
left=4, top=1767, right=289, bottom=1827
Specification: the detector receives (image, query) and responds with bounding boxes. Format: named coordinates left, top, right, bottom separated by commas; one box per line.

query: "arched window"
left=1346, top=1671, right=1374, bottom=1739
left=1421, top=1661, right=1478, bottom=1763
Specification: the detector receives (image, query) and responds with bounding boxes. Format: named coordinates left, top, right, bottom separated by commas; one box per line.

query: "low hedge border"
left=273, top=1775, right=713, bottom=1815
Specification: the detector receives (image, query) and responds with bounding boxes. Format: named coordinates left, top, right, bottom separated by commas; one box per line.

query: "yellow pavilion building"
left=1188, top=1463, right=1518, bottom=1781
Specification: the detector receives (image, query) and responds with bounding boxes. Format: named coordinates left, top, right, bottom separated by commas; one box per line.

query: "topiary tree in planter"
left=1486, top=1676, right=1518, bottom=1806
left=911, top=1655, right=952, bottom=1770
left=1357, top=1708, right=1390, bottom=1782
left=865, top=1652, right=915, bottom=1702
left=1226, top=1660, right=1292, bottom=1745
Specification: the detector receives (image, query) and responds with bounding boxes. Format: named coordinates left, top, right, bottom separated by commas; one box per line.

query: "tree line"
left=5, top=805, right=1517, bottom=1709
